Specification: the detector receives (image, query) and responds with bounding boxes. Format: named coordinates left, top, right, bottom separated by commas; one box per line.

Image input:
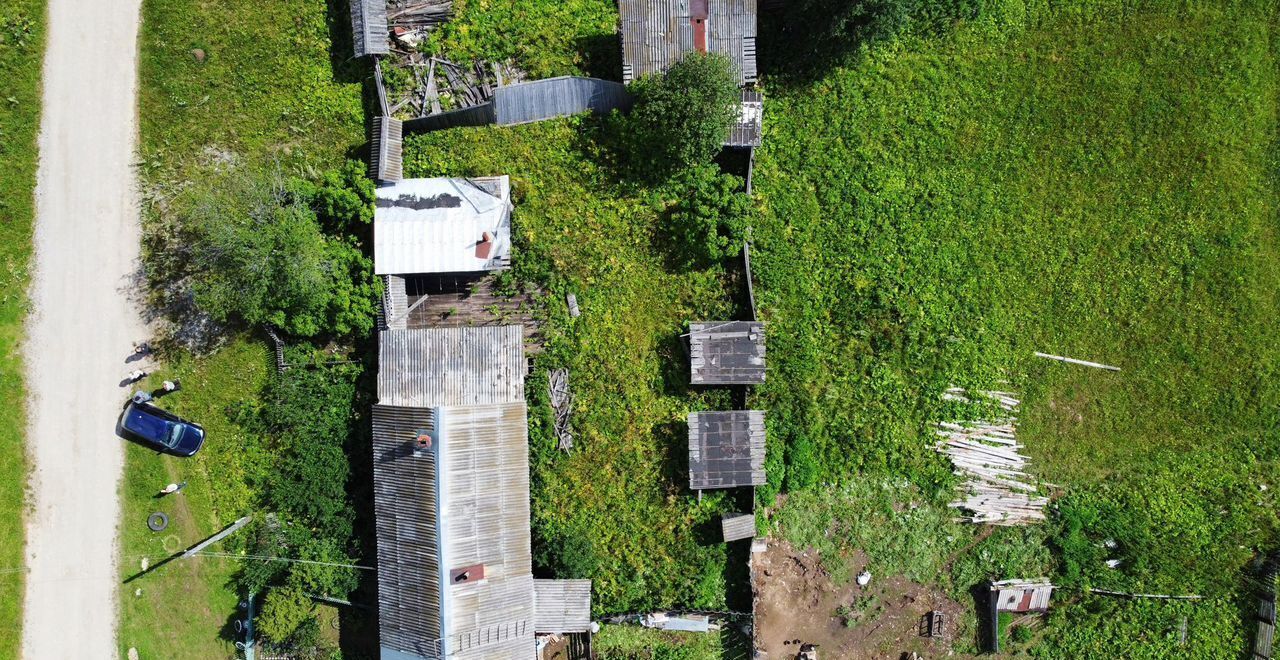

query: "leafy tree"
left=658, top=164, right=752, bottom=267
left=177, top=168, right=378, bottom=337
left=628, top=53, right=741, bottom=171
left=257, top=586, right=313, bottom=642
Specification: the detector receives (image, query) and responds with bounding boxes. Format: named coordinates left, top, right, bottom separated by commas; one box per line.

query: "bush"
left=257, top=587, right=313, bottom=642
left=162, top=166, right=378, bottom=338
left=627, top=53, right=741, bottom=172
left=658, top=165, right=752, bottom=267
left=1011, top=623, right=1034, bottom=644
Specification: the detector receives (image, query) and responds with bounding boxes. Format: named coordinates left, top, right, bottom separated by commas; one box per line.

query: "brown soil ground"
left=754, top=540, right=969, bottom=659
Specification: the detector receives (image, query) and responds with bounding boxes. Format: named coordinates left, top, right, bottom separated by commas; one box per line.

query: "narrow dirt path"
left=22, top=0, right=145, bottom=656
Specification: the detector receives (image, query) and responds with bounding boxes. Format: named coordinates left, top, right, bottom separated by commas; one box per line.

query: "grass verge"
left=0, top=2, right=46, bottom=656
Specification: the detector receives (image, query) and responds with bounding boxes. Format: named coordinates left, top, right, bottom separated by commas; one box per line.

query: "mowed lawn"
left=0, top=2, right=45, bottom=656
left=755, top=1, right=1280, bottom=656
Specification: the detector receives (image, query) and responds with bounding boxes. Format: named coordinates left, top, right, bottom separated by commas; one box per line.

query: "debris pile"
left=936, top=388, right=1047, bottom=526
left=549, top=368, right=574, bottom=452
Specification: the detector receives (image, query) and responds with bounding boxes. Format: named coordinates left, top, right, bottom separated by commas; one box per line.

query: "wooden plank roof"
left=688, top=410, right=766, bottom=489
left=370, top=116, right=404, bottom=183
left=689, top=321, right=765, bottom=384
left=533, top=579, right=593, bottom=633
left=619, top=0, right=758, bottom=85
left=378, top=326, right=525, bottom=407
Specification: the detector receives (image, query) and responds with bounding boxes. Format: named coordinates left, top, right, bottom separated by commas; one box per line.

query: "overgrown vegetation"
left=124, top=0, right=370, bottom=655
left=144, top=162, right=379, bottom=339
left=756, top=0, right=1280, bottom=655
left=0, top=1, right=43, bottom=655
left=129, top=0, right=1280, bottom=656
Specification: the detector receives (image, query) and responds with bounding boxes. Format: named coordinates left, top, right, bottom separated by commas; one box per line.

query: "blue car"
left=116, top=400, right=206, bottom=457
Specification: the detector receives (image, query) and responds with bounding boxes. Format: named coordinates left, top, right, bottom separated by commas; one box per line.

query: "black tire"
left=147, top=512, right=169, bottom=532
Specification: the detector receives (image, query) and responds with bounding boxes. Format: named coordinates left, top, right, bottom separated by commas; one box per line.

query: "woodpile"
left=388, top=0, right=453, bottom=29
left=936, top=389, right=1047, bottom=526
left=549, top=368, right=574, bottom=452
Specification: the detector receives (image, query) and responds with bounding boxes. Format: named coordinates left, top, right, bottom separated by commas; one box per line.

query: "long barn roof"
left=374, top=326, right=535, bottom=660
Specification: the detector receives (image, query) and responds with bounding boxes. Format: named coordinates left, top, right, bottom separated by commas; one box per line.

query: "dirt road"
left=22, top=0, right=144, bottom=656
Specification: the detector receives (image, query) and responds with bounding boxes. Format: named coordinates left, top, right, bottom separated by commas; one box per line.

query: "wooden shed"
left=721, top=513, right=756, bottom=542
left=689, top=321, right=765, bottom=385
left=991, top=579, right=1054, bottom=613
left=350, top=0, right=389, bottom=58
left=688, top=410, right=766, bottom=490
left=532, top=579, right=593, bottom=633
left=370, top=116, right=403, bottom=183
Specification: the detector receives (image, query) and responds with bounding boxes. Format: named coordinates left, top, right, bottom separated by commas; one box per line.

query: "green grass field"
left=754, top=1, right=1280, bottom=656
left=118, top=341, right=270, bottom=659
left=0, top=2, right=45, bottom=656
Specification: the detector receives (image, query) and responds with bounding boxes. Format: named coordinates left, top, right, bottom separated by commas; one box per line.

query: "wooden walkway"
left=400, top=274, right=543, bottom=353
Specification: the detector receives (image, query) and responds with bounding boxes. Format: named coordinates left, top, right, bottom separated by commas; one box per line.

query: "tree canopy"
left=173, top=164, right=379, bottom=337
left=628, top=53, right=741, bottom=171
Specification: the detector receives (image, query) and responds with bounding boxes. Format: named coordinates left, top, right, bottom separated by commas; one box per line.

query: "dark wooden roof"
left=619, top=0, right=758, bottom=85
left=351, top=0, right=389, bottom=57
left=689, top=321, right=765, bottom=384
left=688, top=410, right=766, bottom=489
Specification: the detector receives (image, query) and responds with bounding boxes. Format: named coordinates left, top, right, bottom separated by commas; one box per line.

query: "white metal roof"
left=374, top=176, right=512, bottom=275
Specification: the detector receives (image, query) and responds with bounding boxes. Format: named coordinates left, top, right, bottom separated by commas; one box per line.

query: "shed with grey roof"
left=373, top=325, right=591, bottom=660
left=689, top=321, right=765, bottom=385
left=532, top=579, right=593, bottom=633
left=374, top=176, right=512, bottom=276
left=619, top=0, right=758, bottom=85
left=721, top=513, right=756, bottom=542
left=688, top=410, right=766, bottom=490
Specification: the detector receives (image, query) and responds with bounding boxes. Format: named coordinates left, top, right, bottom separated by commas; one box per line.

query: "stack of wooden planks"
left=936, top=389, right=1047, bottom=526
left=549, top=368, right=574, bottom=452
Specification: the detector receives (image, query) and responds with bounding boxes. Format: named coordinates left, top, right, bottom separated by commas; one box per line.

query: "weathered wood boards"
left=936, top=389, right=1047, bottom=526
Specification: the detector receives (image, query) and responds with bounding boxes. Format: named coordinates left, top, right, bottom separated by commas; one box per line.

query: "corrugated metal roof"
left=689, top=321, right=765, bottom=384
left=373, top=403, right=538, bottom=660
left=351, top=0, right=389, bottom=57
left=374, top=177, right=512, bottom=276
left=688, top=410, right=766, bottom=489
left=493, top=77, right=632, bottom=126
left=371, top=116, right=404, bottom=183
left=373, top=405, right=444, bottom=657
left=440, top=403, right=536, bottom=659
left=619, top=0, right=757, bottom=84
left=721, top=513, right=755, bottom=542
left=533, top=580, right=593, bottom=633
left=378, top=326, right=525, bottom=407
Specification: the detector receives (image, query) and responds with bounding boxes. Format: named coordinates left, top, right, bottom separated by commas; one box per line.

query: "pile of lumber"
left=388, top=0, right=453, bottom=29
left=936, top=389, right=1047, bottom=526
left=549, top=368, right=574, bottom=452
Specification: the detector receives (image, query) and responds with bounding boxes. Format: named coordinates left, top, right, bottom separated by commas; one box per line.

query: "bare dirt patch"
left=754, top=540, right=969, bottom=659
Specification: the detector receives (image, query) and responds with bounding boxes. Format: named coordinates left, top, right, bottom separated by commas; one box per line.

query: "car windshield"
left=166, top=423, right=186, bottom=449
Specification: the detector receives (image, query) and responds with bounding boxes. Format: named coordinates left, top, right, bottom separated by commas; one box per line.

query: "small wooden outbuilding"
left=688, top=410, right=766, bottom=490
left=689, top=321, right=765, bottom=385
